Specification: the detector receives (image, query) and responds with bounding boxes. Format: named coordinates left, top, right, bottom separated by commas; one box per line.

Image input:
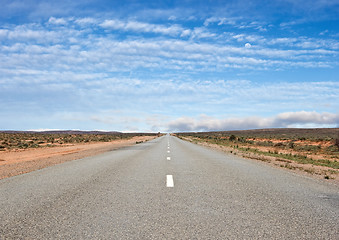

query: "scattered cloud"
left=48, top=17, right=68, bottom=25
left=319, top=29, right=329, bottom=36
left=190, top=27, right=216, bottom=39
left=1, top=19, right=337, bottom=77
left=74, top=17, right=98, bottom=26
left=168, top=15, right=176, bottom=21
left=99, top=19, right=185, bottom=37
left=167, top=112, right=339, bottom=132
left=0, top=5, right=338, bottom=132
left=204, top=17, right=238, bottom=26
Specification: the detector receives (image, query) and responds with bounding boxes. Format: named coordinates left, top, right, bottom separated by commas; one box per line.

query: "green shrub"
left=229, top=135, right=236, bottom=141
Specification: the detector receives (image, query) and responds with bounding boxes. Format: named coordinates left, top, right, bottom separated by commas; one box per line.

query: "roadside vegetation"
left=175, top=128, right=339, bottom=180
left=0, top=131, right=159, bottom=151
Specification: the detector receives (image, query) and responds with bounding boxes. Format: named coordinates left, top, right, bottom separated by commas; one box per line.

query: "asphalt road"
left=1, top=135, right=338, bottom=239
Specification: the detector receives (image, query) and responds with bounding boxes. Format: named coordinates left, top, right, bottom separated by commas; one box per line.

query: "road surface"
left=1, top=135, right=338, bottom=239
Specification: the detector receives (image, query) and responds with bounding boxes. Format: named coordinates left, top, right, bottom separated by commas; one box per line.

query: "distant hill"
left=0, top=130, right=122, bottom=135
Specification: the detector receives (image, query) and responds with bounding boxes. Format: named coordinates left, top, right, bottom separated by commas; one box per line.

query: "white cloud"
left=203, top=17, right=269, bottom=33
left=0, top=17, right=337, bottom=77
left=48, top=17, right=68, bottom=25
left=190, top=27, right=216, bottom=39
left=204, top=17, right=237, bottom=26
left=74, top=17, right=98, bottom=26
left=99, top=19, right=218, bottom=39
left=168, top=15, right=176, bottom=21
left=1, top=18, right=338, bottom=132
left=28, top=128, right=64, bottom=132
left=0, top=36, right=336, bottom=81
left=274, top=111, right=339, bottom=126
left=167, top=111, right=339, bottom=132
left=180, top=29, right=191, bottom=37
left=224, top=56, right=266, bottom=65
left=0, top=2, right=338, bottom=133
left=268, top=36, right=339, bottom=50
left=99, top=19, right=185, bottom=36
left=0, top=29, right=8, bottom=38
left=7, top=27, right=57, bottom=42
left=318, top=30, right=328, bottom=36
left=204, top=16, right=252, bottom=28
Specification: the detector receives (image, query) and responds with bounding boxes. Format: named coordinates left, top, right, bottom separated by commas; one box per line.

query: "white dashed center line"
left=166, top=139, right=173, bottom=187
left=166, top=175, right=174, bottom=187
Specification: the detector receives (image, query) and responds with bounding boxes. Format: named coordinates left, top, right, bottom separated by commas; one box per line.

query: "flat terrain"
left=176, top=128, right=339, bottom=181
left=1, top=135, right=338, bottom=239
left=0, top=135, right=156, bottom=179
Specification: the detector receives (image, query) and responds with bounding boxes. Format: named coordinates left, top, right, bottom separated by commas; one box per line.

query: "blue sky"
left=0, top=0, right=338, bottom=132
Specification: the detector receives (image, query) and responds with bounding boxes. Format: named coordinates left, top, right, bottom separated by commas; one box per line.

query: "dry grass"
left=0, top=131, right=159, bottom=151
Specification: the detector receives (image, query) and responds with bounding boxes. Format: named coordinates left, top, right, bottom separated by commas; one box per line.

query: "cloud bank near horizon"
left=167, top=111, right=339, bottom=132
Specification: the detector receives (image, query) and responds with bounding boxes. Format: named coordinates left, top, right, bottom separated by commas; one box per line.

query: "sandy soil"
left=244, top=137, right=335, bottom=161
left=0, top=136, right=156, bottom=180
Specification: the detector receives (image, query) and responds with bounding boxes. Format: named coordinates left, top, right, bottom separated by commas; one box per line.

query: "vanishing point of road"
left=1, top=135, right=338, bottom=239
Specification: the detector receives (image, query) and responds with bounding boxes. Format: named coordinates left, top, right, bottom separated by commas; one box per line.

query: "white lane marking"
left=167, top=150, right=170, bottom=153
left=167, top=146, right=170, bottom=149
left=166, top=175, right=174, bottom=187
left=167, top=157, right=171, bottom=160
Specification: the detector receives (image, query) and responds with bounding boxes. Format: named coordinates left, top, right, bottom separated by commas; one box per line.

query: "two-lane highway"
left=1, top=135, right=338, bottom=239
